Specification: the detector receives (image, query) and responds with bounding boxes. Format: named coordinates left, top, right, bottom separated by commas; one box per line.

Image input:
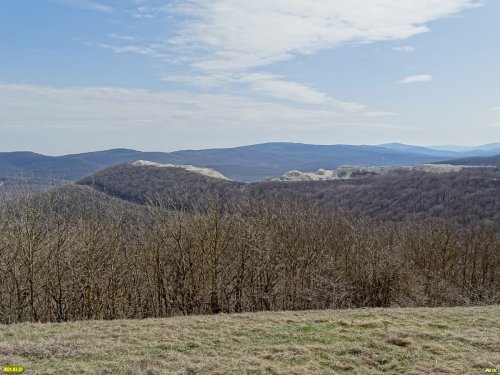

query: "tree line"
left=78, top=164, right=500, bottom=225
left=0, top=185, right=498, bottom=324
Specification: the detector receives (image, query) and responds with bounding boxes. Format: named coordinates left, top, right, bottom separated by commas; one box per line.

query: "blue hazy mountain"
left=1, top=142, right=499, bottom=182
left=436, top=153, right=500, bottom=166
left=425, top=143, right=500, bottom=155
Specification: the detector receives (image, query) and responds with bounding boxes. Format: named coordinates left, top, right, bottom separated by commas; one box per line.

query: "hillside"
left=250, top=167, right=500, bottom=225
left=437, top=153, right=500, bottom=166
left=0, top=151, right=101, bottom=180
left=78, top=164, right=500, bottom=225
left=77, top=163, right=242, bottom=205
left=2, top=142, right=498, bottom=183
left=167, top=143, right=451, bottom=181
left=277, top=164, right=467, bottom=181
left=382, top=142, right=500, bottom=157
left=3, top=171, right=498, bottom=324
left=0, top=176, right=70, bottom=195
left=0, top=306, right=498, bottom=374
left=429, top=142, right=500, bottom=154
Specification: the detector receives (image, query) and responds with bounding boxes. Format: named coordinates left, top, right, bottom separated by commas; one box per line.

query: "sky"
left=0, top=0, right=499, bottom=155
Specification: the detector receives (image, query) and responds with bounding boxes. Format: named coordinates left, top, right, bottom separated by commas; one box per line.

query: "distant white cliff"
left=280, top=169, right=338, bottom=181
left=278, top=164, right=467, bottom=181
left=132, top=160, right=231, bottom=180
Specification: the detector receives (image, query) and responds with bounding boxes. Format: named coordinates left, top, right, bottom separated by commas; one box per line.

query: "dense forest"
left=438, top=153, right=500, bottom=166
left=79, top=164, right=500, bottom=225
left=0, top=175, right=498, bottom=324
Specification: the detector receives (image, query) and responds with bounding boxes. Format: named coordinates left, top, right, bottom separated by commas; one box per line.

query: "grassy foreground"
left=0, top=306, right=498, bottom=374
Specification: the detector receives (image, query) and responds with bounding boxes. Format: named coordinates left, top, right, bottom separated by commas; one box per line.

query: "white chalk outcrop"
left=407, top=164, right=466, bottom=173
left=278, top=164, right=467, bottom=181
left=133, top=160, right=230, bottom=180
left=280, top=169, right=339, bottom=181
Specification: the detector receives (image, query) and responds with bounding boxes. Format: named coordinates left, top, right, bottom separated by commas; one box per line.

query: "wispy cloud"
left=399, top=74, right=433, bottom=84
left=0, top=81, right=401, bottom=133
left=489, top=106, right=500, bottom=111
left=363, top=111, right=399, bottom=117
left=51, top=0, right=113, bottom=13
left=131, top=5, right=168, bottom=19
left=162, top=73, right=233, bottom=88
left=238, top=73, right=364, bottom=111
left=97, top=43, right=166, bottom=58
left=108, top=33, right=136, bottom=42
left=100, top=1, right=478, bottom=112
left=163, top=72, right=365, bottom=111
left=170, top=0, right=480, bottom=72
left=392, top=45, right=415, bottom=52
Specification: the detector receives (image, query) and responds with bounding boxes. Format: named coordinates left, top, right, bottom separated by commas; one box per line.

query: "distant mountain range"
left=427, top=143, right=500, bottom=154
left=436, top=153, right=500, bottom=166
left=1, top=142, right=500, bottom=183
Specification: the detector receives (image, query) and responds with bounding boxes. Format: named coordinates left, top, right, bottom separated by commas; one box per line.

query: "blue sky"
left=0, top=0, right=499, bottom=154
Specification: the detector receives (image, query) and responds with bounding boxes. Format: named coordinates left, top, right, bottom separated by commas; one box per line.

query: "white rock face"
left=408, top=164, right=466, bottom=173
left=280, top=169, right=339, bottom=181
left=133, top=160, right=230, bottom=180
left=278, top=164, right=467, bottom=181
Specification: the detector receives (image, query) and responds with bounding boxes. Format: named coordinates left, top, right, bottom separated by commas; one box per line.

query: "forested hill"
left=437, top=154, right=500, bottom=166
left=2, top=144, right=442, bottom=183
left=3, top=142, right=499, bottom=183
left=2, top=165, right=498, bottom=324
left=77, top=164, right=500, bottom=225
left=77, top=163, right=243, bottom=205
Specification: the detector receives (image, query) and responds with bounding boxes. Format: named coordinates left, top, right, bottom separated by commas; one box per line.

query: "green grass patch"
left=0, top=305, right=499, bottom=374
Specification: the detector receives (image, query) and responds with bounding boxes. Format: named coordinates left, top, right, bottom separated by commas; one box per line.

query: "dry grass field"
left=1, top=305, right=498, bottom=374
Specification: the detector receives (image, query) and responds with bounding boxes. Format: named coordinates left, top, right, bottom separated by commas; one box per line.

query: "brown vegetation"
left=0, top=182, right=498, bottom=324
left=79, top=164, right=500, bottom=225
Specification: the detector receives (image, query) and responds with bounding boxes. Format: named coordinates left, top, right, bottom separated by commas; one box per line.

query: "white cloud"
left=108, top=33, right=136, bottom=42
left=51, top=0, right=113, bottom=13
left=163, top=72, right=365, bottom=110
left=162, top=73, right=233, bottom=88
left=97, top=1, right=478, bottom=107
left=97, top=43, right=166, bottom=58
left=399, top=74, right=433, bottom=84
left=238, top=73, right=329, bottom=105
left=238, top=73, right=364, bottom=111
left=0, top=82, right=399, bottom=134
left=0, top=82, right=330, bottom=131
left=489, top=106, right=500, bottom=111
left=132, top=6, right=168, bottom=19
left=156, top=0, right=478, bottom=106
left=364, top=111, right=399, bottom=117
left=170, top=0, right=480, bottom=72
left=392, top=45, right=415, bottom=52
